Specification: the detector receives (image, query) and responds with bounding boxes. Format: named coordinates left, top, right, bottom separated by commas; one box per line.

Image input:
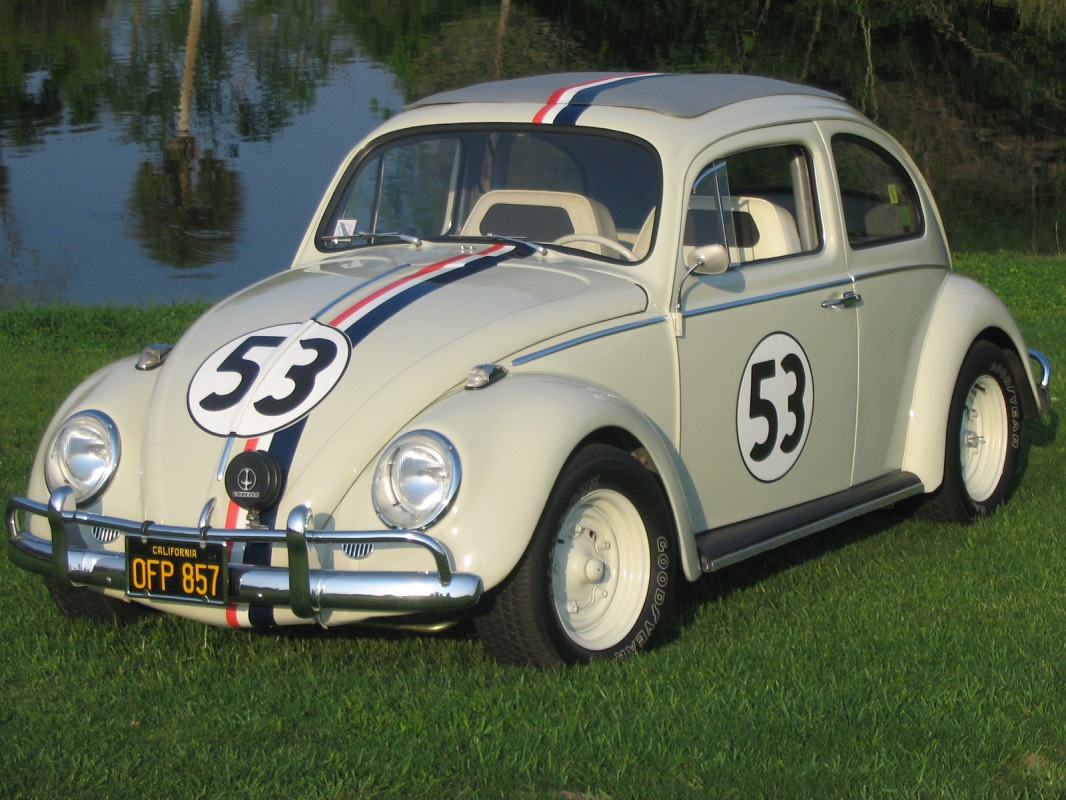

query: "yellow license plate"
left=126, top=537, right=226, bottom=604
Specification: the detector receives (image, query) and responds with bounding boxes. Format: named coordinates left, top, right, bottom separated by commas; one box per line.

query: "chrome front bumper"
left=6, top=486, right=482, bottom=619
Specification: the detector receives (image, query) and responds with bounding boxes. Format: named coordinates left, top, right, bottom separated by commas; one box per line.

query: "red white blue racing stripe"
left=532, top=73, right=663, bottom=125
left=222, top=243, right=527, bottom=626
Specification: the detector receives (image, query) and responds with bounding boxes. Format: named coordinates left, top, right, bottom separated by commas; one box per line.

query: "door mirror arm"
left=674, top=244, right=731, bottom=335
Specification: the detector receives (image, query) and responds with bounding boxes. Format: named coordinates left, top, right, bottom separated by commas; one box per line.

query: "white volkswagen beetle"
left=7, top=73, right=1051, bottom=666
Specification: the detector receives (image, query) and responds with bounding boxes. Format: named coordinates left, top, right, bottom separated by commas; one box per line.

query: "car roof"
left=409, top=72, right=845, bottom=120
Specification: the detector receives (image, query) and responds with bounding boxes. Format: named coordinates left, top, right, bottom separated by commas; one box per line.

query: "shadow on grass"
left=1016, top=406, right=1059, bottom=484
left=239, top=609, right=480, bottom=646
left=668, top=505, right=912, bottom=639
left=668, top=406, right=1058, bottom=643
left=54, top=409, right=1058, bottom=663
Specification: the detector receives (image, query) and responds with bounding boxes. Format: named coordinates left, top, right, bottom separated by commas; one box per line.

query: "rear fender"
left=902, top=273, right=1041, bottom=490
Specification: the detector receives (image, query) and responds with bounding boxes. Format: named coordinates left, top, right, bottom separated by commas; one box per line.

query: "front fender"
left=337, top=372, right=700, bottom=591
left=23, top=355, right=156, bottom=537
left=902, top=272, right=1042, bottom=490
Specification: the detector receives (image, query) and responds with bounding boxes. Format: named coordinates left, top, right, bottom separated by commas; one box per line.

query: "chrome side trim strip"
left=682, top=277, right=852, bottom=319
left=511, top=316, right=667, bottom=366
left=845, top=262, right=948, bottom=281
left=682, top=263, right=947, bottom=320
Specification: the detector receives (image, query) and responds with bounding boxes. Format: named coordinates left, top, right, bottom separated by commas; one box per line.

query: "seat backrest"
left=461, top=189, right=617, bottom=255
left=863, top=203, right=909, bottom=239
left=684, top=195, right=801, bottom=263
left=631, top=209, right=657, bottom=260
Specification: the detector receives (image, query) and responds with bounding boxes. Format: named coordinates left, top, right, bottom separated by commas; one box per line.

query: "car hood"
left=139, top=242, right=648, bottom=524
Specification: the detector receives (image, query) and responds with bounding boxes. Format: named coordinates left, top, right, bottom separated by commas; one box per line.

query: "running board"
left=696, top=471, right=924, bottom=572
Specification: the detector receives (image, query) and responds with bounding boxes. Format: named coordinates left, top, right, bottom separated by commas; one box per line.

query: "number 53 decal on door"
left=188, top=321, right=352, bottom=437
left=736, top=332, right=814, bottom=482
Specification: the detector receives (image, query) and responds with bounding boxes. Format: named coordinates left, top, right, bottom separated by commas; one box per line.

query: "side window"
left=686, top=144, right=819, bottom=266
left=832, top=134, right=923, bottom=247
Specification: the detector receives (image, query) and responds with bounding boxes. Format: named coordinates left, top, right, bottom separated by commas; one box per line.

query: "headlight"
left=372, top=431, right=460, bottom=530
left=44, top=410, right=121, bottom=506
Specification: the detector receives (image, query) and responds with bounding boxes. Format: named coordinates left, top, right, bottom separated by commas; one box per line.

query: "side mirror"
left=686, top=244, right=730, bottom=275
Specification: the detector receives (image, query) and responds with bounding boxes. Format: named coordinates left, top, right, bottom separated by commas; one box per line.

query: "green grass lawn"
left=0, top=254, right=1063, bottom=799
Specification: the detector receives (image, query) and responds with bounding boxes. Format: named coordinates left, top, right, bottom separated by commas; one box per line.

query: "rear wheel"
left=921, top=341, right=1022, bottom=522
left=475, top=445, right=676, bottom=667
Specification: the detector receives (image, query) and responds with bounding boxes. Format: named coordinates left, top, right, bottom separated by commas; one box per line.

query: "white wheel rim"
left=959, top=374, right=1009, bottom=503
left=550, top=488, right=651, bottom=651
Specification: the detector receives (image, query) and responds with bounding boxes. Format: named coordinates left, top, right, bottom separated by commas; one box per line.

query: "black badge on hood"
left=225, top=450, right=284, bottom=511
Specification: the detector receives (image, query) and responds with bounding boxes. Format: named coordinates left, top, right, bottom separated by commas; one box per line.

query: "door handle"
left=821, top=290, right=862, bottom=309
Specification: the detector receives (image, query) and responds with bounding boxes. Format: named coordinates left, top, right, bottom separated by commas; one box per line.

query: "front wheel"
left=920, top=341, right=1022, bottom=522
left=475, top=445, right=676, bottom=667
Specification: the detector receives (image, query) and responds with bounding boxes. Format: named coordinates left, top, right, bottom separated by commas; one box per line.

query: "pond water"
left=1, top=0, right=1063, bottom=306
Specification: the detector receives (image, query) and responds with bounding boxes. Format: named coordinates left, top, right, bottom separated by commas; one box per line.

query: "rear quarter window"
left=832, top=134, right=924, bottom=248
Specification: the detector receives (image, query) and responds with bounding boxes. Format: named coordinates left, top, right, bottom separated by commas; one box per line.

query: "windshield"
left=319, top=128, right=662, bottom=262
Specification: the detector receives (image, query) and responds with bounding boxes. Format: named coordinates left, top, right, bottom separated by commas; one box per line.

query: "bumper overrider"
left=6, top=486, right=483, bottom=618
left=1030, top=348, right=1053, bottom=416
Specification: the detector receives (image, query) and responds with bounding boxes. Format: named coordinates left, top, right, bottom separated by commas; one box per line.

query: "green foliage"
left=0, top=257, right=1063, bottom=797
left=520, top=0, right=1066, bottom=253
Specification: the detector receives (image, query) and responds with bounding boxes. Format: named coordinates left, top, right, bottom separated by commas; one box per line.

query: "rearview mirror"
left=686, top=244, right=730, bottom=275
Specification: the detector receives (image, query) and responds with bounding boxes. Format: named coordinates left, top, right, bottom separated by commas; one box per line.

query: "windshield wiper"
left=444, top=232, right=547, bottom=255
left=321, top=231, right=423, bottom=248
left=485, top=233, right=547, bottom=255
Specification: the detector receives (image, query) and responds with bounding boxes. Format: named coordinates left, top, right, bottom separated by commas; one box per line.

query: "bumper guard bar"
left=1028, top=348, right=1052, bottom=416
left=6, top=487, right=482, bottom=618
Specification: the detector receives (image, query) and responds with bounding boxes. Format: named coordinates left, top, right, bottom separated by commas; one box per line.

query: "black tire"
left=46, top=579, right=153, bottom=624
left=474, top=444, right=676, bottom=667
left=919, top=341, right=1022, bottom=523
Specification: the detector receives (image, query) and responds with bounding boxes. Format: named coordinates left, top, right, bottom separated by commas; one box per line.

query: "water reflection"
left=1, top=0, right=401, bottom=305
left=0, top=0, right=1062, bottom=306
left=128, top=0, right=242, bottom=269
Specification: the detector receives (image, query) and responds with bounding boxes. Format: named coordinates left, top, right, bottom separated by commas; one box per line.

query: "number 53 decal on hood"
left=188, top=321, right=352, bottom=438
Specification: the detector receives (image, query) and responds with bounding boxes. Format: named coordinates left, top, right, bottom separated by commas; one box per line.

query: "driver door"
left=677, top=130, right=859, bottom=535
